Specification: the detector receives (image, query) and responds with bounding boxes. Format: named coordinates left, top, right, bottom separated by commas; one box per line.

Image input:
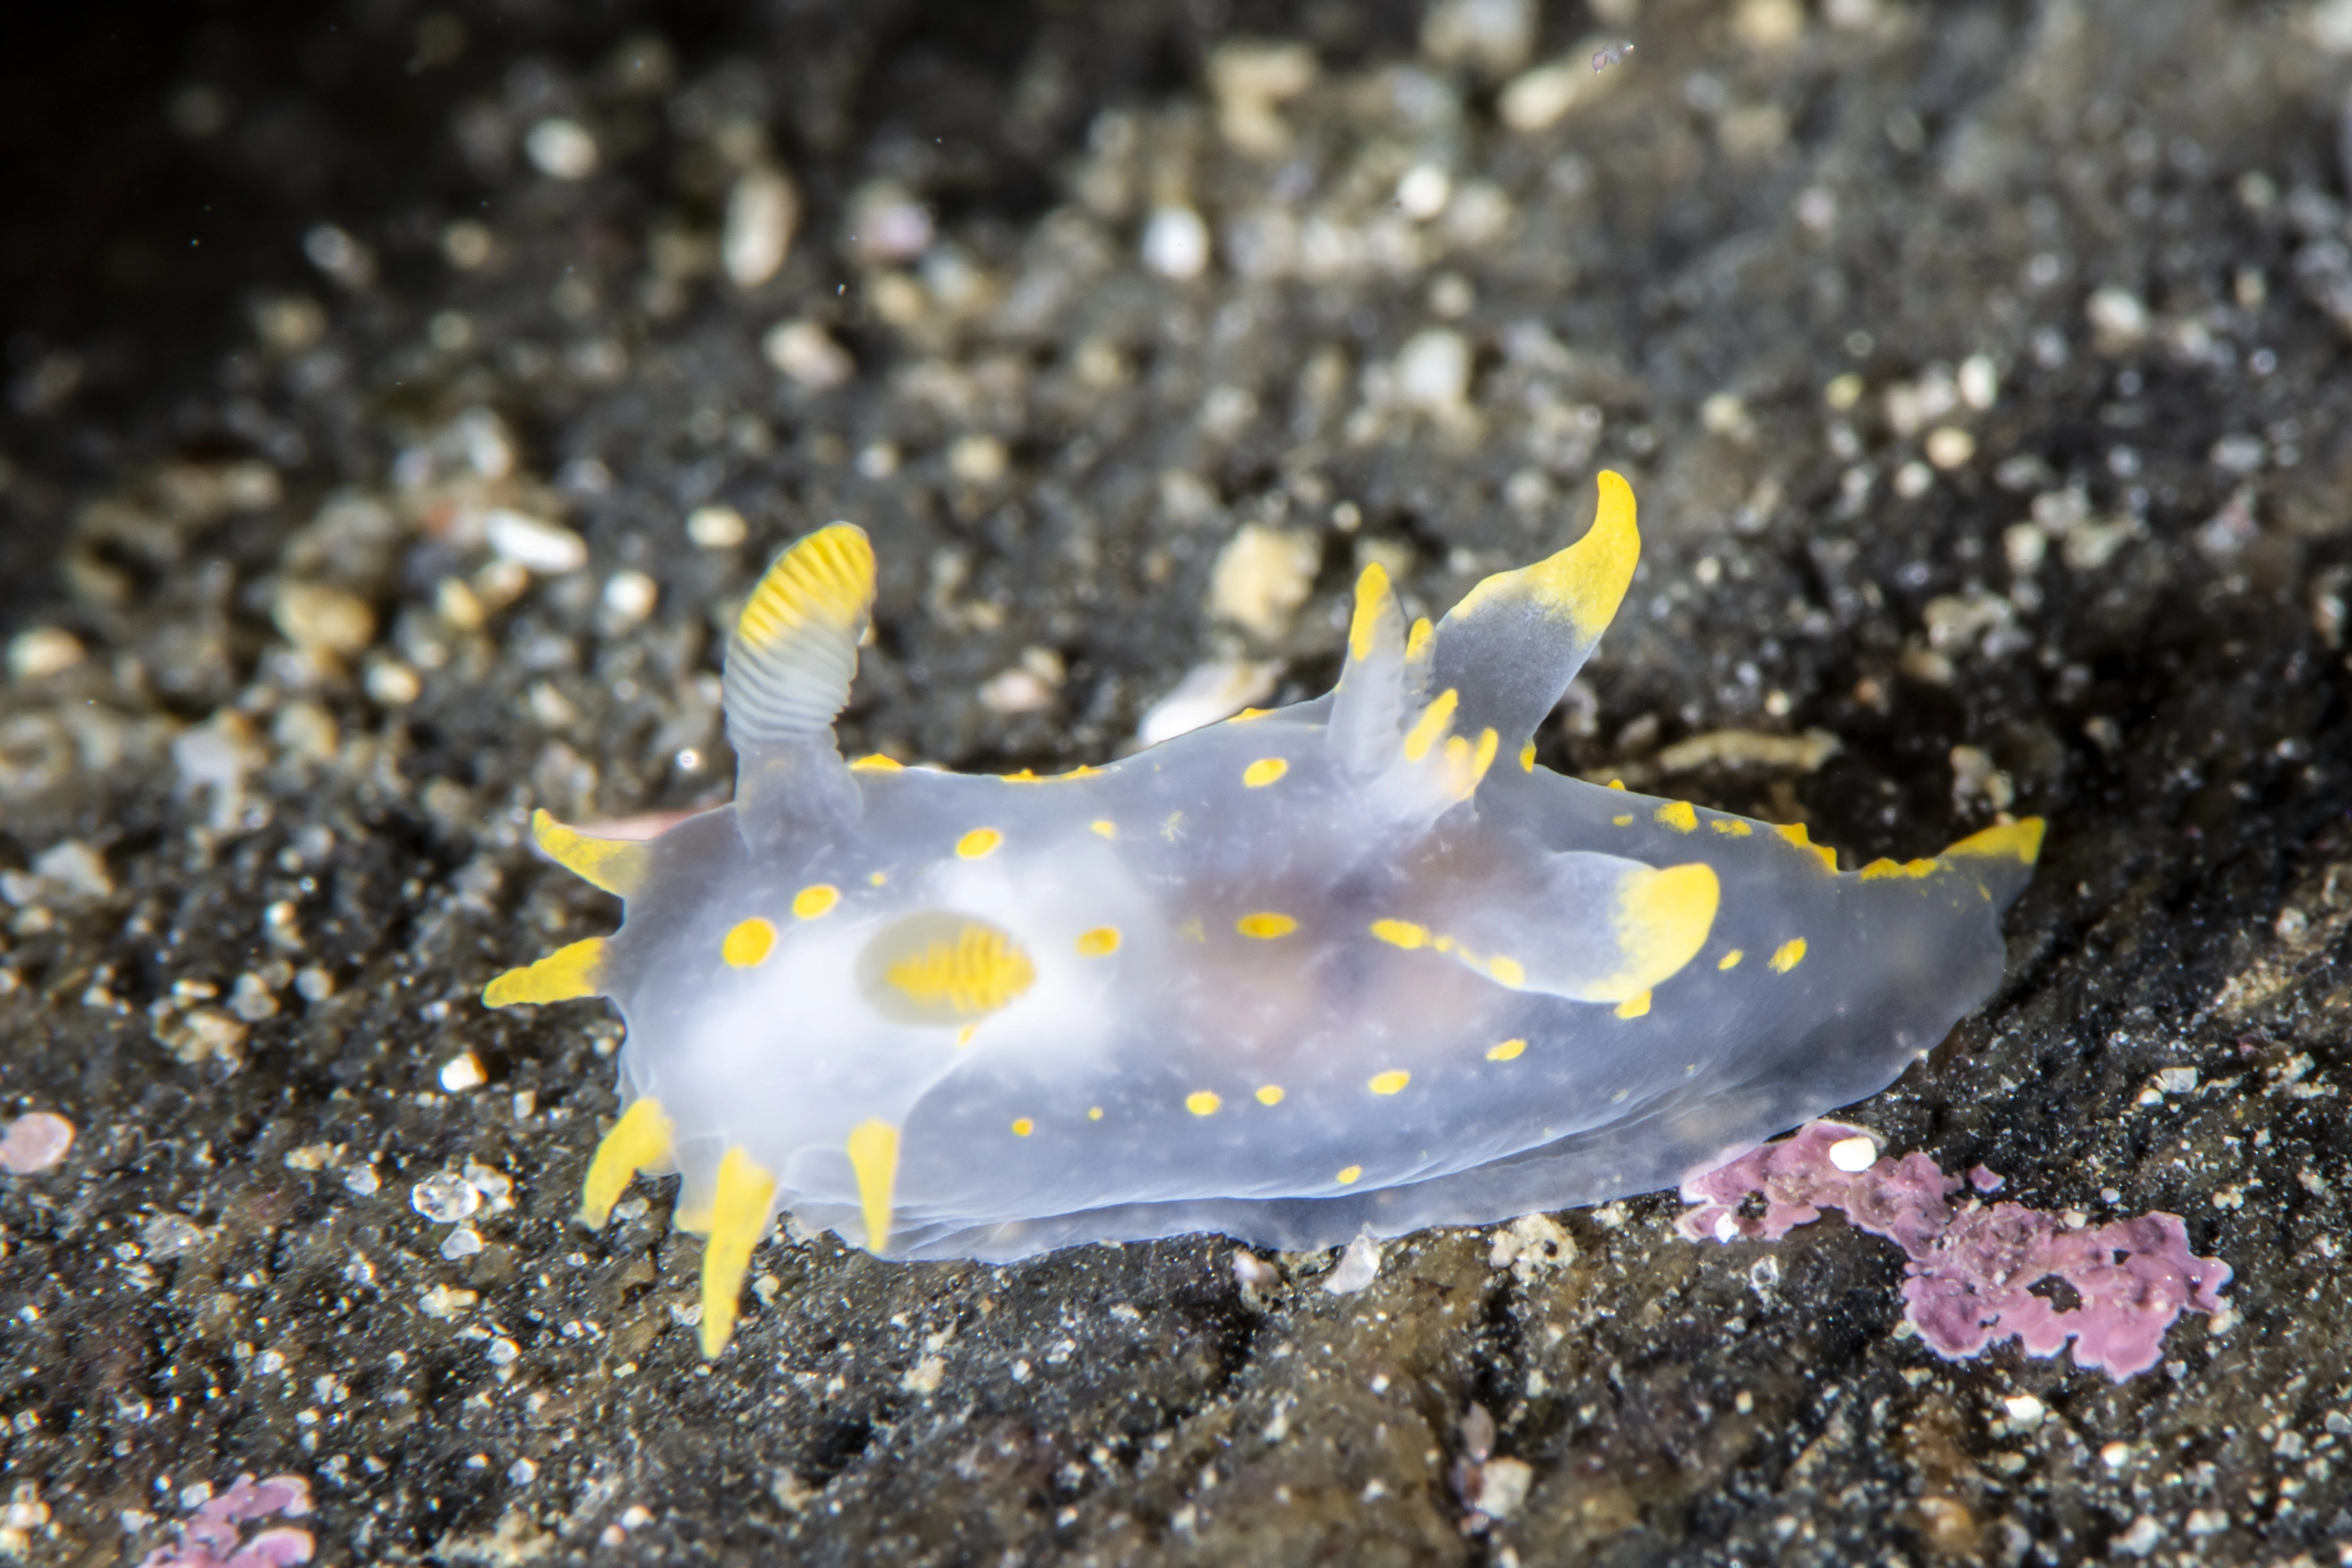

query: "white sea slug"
left=485, top=472, right=2043, bottom=1355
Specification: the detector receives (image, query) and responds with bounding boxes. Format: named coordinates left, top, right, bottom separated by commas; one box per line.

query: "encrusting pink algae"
left=1679, top=1120, right=2232, bottom=1380
left=134, top=1475, right=314, bottom=1568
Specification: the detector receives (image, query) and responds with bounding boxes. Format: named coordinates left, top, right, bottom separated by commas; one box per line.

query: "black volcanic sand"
left=3, top=1, right=2350, bottom=1563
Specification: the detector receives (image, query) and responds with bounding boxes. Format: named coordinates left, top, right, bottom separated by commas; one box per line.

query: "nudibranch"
left=485, top=472, right=2043, bottom=1355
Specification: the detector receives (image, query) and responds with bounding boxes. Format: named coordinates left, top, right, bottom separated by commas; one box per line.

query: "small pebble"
left=343, top=1166, right=380, bottom=1196
left=1136, top=661, right=1282, bottom=747
left=440, top=1225, right=485, bottom=1260
left=1925, top=426, right=1976, bottom=470
left=1207, top=526, right=1320, bottom=641
left=0, top=1112, right=74, bottom=1175
left=1141, top=206, right=1210, bottom=281
left=439, top=1052, right=488, bottom=1093
left=1322, top=1233, right=1382, bottom=1295
left=6, top=628, right=85, bottom=682
left=948, top=434, right=1009, bottom=485
left=483, top=510, right=588, bottom=574
left=524, top=118, right=599, bottom=180
left=1827, top=1135, right=1877, bottom=1173
left=366, top=662, right=422, bottom=706
left=763, top=320, right=853, bottom=389
left=723, top=166, right=799, bottom=288
left=271, top=583, right=377, bottom=660
left=1394, top=329, right=1471, bottom=412
left=412, top=1171, right=483, bottom=1224
left=686, top=506, right=748, bottom=549
left=601, top=571, right=658, bottom=629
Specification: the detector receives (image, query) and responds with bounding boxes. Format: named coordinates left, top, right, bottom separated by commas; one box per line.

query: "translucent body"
left=486, top=477, right=2041, bottom=1352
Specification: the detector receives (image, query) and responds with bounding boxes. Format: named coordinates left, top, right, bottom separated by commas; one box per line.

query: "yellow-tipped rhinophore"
left=1450, top=470, right=1639, bottom=640
left=1943, top=818, right=2046, bottom=865
left=845, top=1119, right=900, bottom=1255
left=531, top=809, right=653, bottom=898
left=699, top=1146, right=780, bottom=1357
left=482, top=937, right=607, bottom=1008
left=1600, top=862, right=1721, bottom=1002
left=577, top=1098, right=674, bottom=1229
left=736, top=523, right=876, bottom=650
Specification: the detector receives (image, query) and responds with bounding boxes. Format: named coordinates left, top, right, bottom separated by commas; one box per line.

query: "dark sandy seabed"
left=3, top=0, right=2352, bottom=1563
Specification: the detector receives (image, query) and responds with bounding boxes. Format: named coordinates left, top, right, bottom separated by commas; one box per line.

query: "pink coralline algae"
left=1679, top=1121, right=2232, bottom=1380
left=136, top=1475, right=314, bottom=1568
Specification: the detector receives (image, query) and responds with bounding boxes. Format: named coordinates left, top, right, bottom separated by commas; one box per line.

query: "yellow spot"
left=869, top=871, right=888, bottom=886
left=1243, top=757, right=1289, bottom=788
left=1944, top=818, right=2046, bottom=864
left=1655, top=800, right=1697, bottom=832
left=849, top=754, right=904, bottom=772
left=1002, top=769, right=1038, bottom=783
left=1607, top=779, right=1626, bottom=790
left=1433, top=935, right=1456, bottom=954
left=1336, top=1165, right=1363, bottom=1185
left=577, top=1098, right=673, bottom=1229
left=1440, top=727, right=1500, bottom=797
left=1769, top=937, right=1808, bottom=973
left=1091, top=820, right=1116, bottom=838
left=698, top=1146, right=781, bottom=1357
left=1486, top=1038, right=1527, bottom=1062
left=1519, top=742, right=1537, bottom=772
left=1232, top=707, right=1272, bottom=722
left=1613, top=813, right=1633, bottom=826
left=956, top=827, right=1003, bottom=859
left=793, top=884, right=840, bottom=919
left=483, top=937, right=606, bottom=1008
left=1709, top=819, right=1753, bottom=837
left=1368, top=1070, right=1410, bottom=1095
left=1718, top=948, right=1744, bottom=970
left=1615, top=991, right=1652, bottom=1019
left=1405, top=617, right=1434, bottom=662
left=1489, top=956, right=1525, bottom=987
left=884, top=923, right=1037, bottom=1016
left=1255, top=1085, right=1285, bottom=1106
left=1088, top=1106, right=1104, bottom=1120
left=723, top=918, right=777, bottom=968
left=1052, top=765, right=1104, bottom=780
left=1348, top=563, right=1393, bottom=662
left=1599, top=862, right=1720, bottom=1001
left=1236, top=912, right=1298, bottom=939
left=1161, top=811, right=1186, bottom=842
left=956, top=1024, right=977, bottom=1048
left=1179, top=918, right=1206, bottom=943
left=531, top=810, right=652, bottom=897
left=1370, top=919, right=1429, bottom=949
left=845, top=1120, right=899, bottom=1255
left=1404, top=688, right=1459, bottom=762
left=1186, top=1091, right=1222, bottom=1117
left=1861, top=857, right=1940, bottom=880
left=1075, top=927, right=1121, bottom=956
left=1011, top=1118, right=1034, bottom=1137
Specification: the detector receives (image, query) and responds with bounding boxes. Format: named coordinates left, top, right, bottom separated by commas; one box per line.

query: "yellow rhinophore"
left=578, top=1098, right=674, bottom=1229
left=1943, top=818, right=2046, bottom=864
left=531, top=810, right=652, bottom=897
left=483, top=937, right=607, bottom=1008
left=699, top=1146, right=780, bottom=1357
left=845, top=1119, right=899, bottom=1255
left=1597, top=862, right=1720, bottom=1002
left=736, top=523, right=874, bottom=651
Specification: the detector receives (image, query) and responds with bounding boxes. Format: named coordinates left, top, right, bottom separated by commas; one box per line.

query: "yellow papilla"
left=846, top=1119, right=899, bottom=1255
left=577, top=1098, right=673, bottom=1229
left=1348, top=562, right=1393, bottom=662
left=699, top=1146, right=780, bottom=1358
left=1447, top=471, right=1639, bottom=639
left=1943, top=817, right=2046, bottom=864
left=531, top=809, right=651, bottom=897
left=482, top=937, right=606, bottom=1008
